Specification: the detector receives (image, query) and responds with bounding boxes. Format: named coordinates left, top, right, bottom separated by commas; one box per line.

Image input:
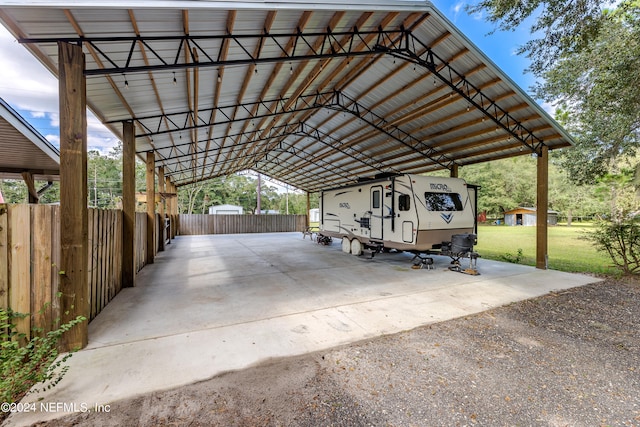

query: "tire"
left=341, top=237, right=351, bottom=253
left=350, top=238, right=363, bottom=256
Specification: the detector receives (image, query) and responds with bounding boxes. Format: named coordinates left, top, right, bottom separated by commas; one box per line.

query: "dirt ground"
left=30, top=276, right=640, bottom=426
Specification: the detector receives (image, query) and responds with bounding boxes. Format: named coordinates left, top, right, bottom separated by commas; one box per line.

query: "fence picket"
left=8, top=205, right=31, bottom=338
left=32, top=204, right=53, bottom=333
left=0, top=204, right=8, bottom=311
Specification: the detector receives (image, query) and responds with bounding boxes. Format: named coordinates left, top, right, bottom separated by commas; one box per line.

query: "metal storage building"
left=504, top=207, right=559, bottom=226
left=208, top=204, right=244, bottom=215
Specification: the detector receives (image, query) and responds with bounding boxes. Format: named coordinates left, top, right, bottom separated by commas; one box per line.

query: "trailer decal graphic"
left=441, top=213, right=454, bottom=224
left=430, top=183, right=452, bottom=192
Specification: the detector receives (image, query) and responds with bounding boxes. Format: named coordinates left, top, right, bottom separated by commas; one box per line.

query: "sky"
left=0, top=1, right=545, bottom=156
left=0, top=28, right=120, bottom=153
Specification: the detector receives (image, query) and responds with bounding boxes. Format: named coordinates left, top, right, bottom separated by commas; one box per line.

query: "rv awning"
left=0, top=97, right=60, bottom=182
left=0, top=1, right=574, bottom=192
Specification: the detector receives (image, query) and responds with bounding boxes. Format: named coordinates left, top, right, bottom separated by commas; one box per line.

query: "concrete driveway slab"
left=6, top=232, right=600, bottom=426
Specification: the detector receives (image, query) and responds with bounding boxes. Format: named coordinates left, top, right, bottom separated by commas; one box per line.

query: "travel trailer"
left=319, top=174, right=479, bottom=268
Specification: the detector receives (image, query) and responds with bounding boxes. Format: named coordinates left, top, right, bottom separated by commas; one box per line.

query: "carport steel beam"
left=124, top=90, right=455, bottom=172
left=21, top=28, right=408, bottom=75
left=21, top=27, right=544, bottom=154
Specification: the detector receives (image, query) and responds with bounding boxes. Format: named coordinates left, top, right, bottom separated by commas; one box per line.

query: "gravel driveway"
left=31, top=277, right=639, bottom=427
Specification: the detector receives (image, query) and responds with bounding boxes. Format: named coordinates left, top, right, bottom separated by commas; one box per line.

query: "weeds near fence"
left=0, top=305, right=86, bottom=414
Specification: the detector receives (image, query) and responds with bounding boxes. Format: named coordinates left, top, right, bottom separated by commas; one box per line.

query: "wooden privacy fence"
left=87, top=208, right=123, bottom=322
left=1, top=204, right=60, bottom=340
left=179, top=214, right=307, bottom=235
left=136, top=212, right=147, bottom=273
left=1, top=204, right=153, bottom=339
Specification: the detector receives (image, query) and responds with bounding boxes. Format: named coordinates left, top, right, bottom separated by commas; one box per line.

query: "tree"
left=467, top=0, right=626, bottom=75
left=88, top=149, right=123, bottom=209
left=0, top=179, right=28, bottom=203
left=468, top=0, right=640, bottom=184
left=460, top=156, right=539, bottom=217
left=460, top=154, right=607, bottom=221
left=538, top=6, right=640, bottom=183
left=547, top=167, right=602, bottom=223
left=278, top=191, right=319, bottom=215
left=179, top=181, right=206, bottom=214
left=176, top=174, right=288, bottom=214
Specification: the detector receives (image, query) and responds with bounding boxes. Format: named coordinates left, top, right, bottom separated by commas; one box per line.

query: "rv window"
left=398, top=194, right=411, bottom=211
left=424, top=192, right=464, bottom=211
left=372, top=190, right=381, bottom=209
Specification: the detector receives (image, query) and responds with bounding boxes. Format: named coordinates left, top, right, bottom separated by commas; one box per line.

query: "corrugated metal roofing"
left=0, top=0, right=574, bottom=192
left=0, top=97, right=60, bottom=181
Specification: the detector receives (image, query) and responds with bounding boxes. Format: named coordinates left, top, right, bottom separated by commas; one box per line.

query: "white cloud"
left=540, top=101, right=557, bottom=117
left=48, top=112, right=59, bottom=128
left=0, top=28, right=58, bottom=113
left=446, top=1, right=484, bottom=22
left=45, top=134, right=60, bottom=146
left=451, top=1, right=466, bottom=21
left=470, top=9, right=484, bottom=21
left=0, top=26, right=119, bottom=154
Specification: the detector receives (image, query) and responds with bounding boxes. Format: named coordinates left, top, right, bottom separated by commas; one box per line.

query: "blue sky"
left=0, top=1, right=543, bottom=154
left=431, top=0, right=539, bottom=91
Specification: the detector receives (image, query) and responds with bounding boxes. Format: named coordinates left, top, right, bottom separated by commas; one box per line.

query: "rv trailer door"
left=370, top=185, right=383, bottom=240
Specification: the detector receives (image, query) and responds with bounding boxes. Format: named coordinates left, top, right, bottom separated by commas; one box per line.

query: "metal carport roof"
left=0, top=97, right=60, bottom=182
left=0, top=0, right=574, bottom=192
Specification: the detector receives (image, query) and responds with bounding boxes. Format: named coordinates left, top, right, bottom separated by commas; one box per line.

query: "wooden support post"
left=146, top=152, right=155, bottom=264
left=450, top=164, right=459, bottom=178
left=257, top=173, right=261, bottom=214
left=158, top=166, right=165, bottom=251
left=171, top=182, right=179, bottom=237
left=536, top=146, right=549, bottom=269
left=58, top=41, right=88, bottom=350
left=122, top=121, right=135, bottom=287
left=21, top=172, right=39, bottom=204
left=165, top=177, right=174, bottom=239
left=306, top=192, right=311, bottom=226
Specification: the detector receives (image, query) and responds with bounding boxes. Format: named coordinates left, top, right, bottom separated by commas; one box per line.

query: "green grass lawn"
left=474, top=223, right=617, bottom=275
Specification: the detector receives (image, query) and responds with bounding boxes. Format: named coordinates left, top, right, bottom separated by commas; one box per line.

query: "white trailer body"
left=320, top=174, right=477, bottom=253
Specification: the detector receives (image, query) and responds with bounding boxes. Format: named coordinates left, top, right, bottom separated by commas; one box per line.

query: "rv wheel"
left=341, top=237, right=351, bottom=254
left=350, top=239, right=363, bottom=256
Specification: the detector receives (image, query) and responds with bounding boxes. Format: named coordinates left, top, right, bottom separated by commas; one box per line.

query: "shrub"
left=585, top=218, right=640, bottom=275
left=0, top=307, right=86, bottom=406
left=500, top=248, right=524, bottom=264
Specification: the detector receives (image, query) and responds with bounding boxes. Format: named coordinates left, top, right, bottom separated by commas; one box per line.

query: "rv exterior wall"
left=320, top=174, right=476, bottom=252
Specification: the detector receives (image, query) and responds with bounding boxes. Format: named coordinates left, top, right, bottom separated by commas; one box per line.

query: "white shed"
left=208, top=204, right=243, bottom=215
left=503, top=207, right=558, bottom=226
left=309, top=208, right=320, bottom=222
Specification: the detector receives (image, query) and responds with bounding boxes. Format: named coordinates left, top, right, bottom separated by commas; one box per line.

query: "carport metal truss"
left=163, top=129, right=361, bottom=185
left=121, top=90, right=455, bottom=170
left=157, top=121, right=395, bottom=177
left=22, top=27, right=545, bottom=156
left=120, top=91, right=334, bottom=138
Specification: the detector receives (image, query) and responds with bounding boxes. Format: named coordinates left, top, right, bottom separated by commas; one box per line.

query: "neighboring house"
left=208, top=204, right=243, bottom=214
left=503, top=207, right=558, bottom=226
left=1, top=97, right=60, bottom=203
